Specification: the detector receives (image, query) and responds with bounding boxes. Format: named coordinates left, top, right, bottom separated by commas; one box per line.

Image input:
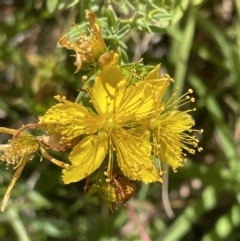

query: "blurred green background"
left=1, top=0, right=240, bottom=240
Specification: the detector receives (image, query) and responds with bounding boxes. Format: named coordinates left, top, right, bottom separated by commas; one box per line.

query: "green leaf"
left=6, top=206, right=31, bottom=241
left=156, top=186, right=221, bottom=241
left=116, top=24, right=131, bottom=39
left=148, top=25, right=166, bottom=33
left=66, top=0, right=79, bottom=8
left=189, top=74, right=240, bottom=182
left=151, top=13, right=173, bottom=22
left=202, top=204, right=240, bottom=241
left=125, top=0, right=138, bottom=10
left=106, top=9, right=117, bottom=29
left=136, top=19, right=152, bottom=34
left=46, top=0, right=58, bottom=13
left=120, top=48, right=129, bottom=63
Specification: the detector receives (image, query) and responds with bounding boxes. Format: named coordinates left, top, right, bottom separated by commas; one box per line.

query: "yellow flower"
left=0, top=128, right=38, bottom=211
left=147, top=89, right=203, bottom=172
left=0, top=127, right=68, bottom=211
left=85, top=11, right=106, bottom=60
left=0, top=128, right=39, bottom=166
left=39, top=53, right=170, bottom=184
left=58, top=11, right=105, bottom=72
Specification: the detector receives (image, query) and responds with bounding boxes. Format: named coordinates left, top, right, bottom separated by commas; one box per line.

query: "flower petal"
left=153, top=112, right=196, bottom=170
left=116, top=78, right=169, bottom=122
left=113, top=129, right=162, bottom=183
left=167, top=112, right=195, bottom=132
left=39, top=95, right=101, bottom=140
left=145, top=64, right=161, bottom=79
left=62, top=133, right=108, bottom=184
left=86, top=11, right=106, bottom=59
left=93, top=54, right=126, bottom=115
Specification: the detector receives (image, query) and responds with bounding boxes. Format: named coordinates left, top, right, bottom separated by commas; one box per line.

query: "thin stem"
left=6, top=205, right=30, bottom=241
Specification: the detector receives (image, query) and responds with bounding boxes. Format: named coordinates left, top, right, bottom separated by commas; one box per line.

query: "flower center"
left=148, top=117, right=158, bottom=129
left=104, top=118, right=116, bottom=133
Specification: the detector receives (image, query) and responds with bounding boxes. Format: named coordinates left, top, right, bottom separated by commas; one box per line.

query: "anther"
left=82, top=76, right=88, bottom=82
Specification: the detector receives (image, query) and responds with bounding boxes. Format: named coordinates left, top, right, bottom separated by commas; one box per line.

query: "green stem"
left=6, top=206, right=30, bottom=241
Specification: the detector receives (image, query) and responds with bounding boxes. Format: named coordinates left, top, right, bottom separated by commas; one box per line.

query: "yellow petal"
left=85, top=11, right=105, bottom=59
left=141, top=78, right=170, bottom=106
left=153, top=112, right=196, bottom=170
left=1, top=154, right=29, bottom=212
left=40, top=96, right=101, bottom=140
left=168, top=112, right=195, bottom=132
left=93, top=54, right=126, bottom=115
left=156, top=135, right=183, bottom=170
left=145, top=64, right=161, bottom=79
left=113, top=130, right=162, bottom=183
left=62, top=133, right=108, bottom=184
left=116, top=78, right=169, bottom=121
left=159, top=111, right=195, bottom=133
